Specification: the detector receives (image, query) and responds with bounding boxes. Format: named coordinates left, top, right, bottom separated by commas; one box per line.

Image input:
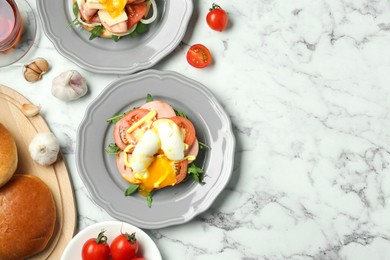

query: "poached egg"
left=85, top=0, right=126, bottom=18
left=123, top=113, right=187, bottom=193
left=99, top=0, right=126, bottom=17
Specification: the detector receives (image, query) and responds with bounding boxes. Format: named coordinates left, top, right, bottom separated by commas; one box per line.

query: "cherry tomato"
left=114, top=108, right=152, bottom=150
left=170, top=116, right=196, bottom=147
left=206, top=3, right=228, bottom=32
left=111, top=232, right=139, bottom=260
left=186, top=44, right=212, bottom=68
left=81, top=231, right=110, bottom=260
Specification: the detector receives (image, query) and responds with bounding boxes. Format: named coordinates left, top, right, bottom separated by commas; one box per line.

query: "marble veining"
left=1, top=0, right=390, bottom=259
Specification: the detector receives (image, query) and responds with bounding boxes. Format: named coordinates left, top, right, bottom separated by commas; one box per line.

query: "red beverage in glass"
left=0, top=0, right=23, bottom=52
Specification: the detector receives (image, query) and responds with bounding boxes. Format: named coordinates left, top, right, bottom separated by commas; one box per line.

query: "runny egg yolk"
left=99, top=0, right=126, bottom=18
left=138, top=155, right=177, bottom=195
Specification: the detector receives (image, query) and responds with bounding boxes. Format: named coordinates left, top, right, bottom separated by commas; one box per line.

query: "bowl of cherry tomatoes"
left=62, top=221, right=162, bottom=260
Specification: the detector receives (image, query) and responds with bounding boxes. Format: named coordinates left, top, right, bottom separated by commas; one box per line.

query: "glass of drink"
left=0, top=0, right=23, bottom=52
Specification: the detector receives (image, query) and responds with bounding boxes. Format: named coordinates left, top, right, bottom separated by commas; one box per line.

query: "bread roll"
left=0, top=124, right=18, bottom=187
left=0, top=174, right=57, bottom=260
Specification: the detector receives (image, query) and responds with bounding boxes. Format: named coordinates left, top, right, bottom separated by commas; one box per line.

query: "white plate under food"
left=61, top=221, right=162, bottom=260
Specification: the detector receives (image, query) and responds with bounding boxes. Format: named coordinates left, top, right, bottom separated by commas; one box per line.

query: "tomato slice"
left=126, top=2, right=147, bottom=29
left=175, top=160, right=188, bottom=185
left=170, top=116, right=196, bottom=147
left=101, top=20, right=128, bottom=34
left=114, top=108, right=152, bottom=151
left=186, top=44, right=212, bottom=68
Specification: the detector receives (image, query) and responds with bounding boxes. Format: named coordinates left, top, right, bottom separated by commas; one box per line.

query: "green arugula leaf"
left=129, top=22, right=149, bottom=38
left=107, top=112, right=126, bottom=124
left=146, top=93, right=154, bottom=102
left=125, top=184, right=140, bottom=196
left=129, top=30, right=137, bottom=38
left=72, top=2, right=79, bottom=16
left=67, top=18, right=80, bottom=28
left=136, top=22, right=148, bottom=34
left=187, top=163, right=205, bottom=184
left=89, top=25, right=104, bottom=40
left=112, top=35, right=121, bottom=42
left=67, top=2, right=80, bottom=27
left=198, top=141, right=210, bottom=150
left=146, top=192, right=153, bottom=208
left=174, top=108, right=188, bottom=119
left=104, top=143, right=120, bottom=155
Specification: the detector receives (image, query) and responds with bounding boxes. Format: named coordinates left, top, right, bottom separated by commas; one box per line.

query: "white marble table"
left=1, top=0, right=390, bottom=259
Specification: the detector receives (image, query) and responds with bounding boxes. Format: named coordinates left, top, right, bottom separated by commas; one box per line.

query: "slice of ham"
left=89, top=15, right=101, bottom=23
left=185, top=138, right=199, bottom=163
left=139, top=101, right=176, bottom=119
left=79, top=4, right=98, bottom=22
left=102, top=20, right=128, bottom=34
left=116, top=152, right=140, bottom=184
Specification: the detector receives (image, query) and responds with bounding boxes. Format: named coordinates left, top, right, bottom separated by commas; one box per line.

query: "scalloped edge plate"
left=76, top=70, right=235, bottom=229
left=36, top=0, right=192, bottom=74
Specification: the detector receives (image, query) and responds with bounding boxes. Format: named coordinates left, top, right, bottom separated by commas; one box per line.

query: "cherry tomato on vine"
left=81, top=230, right=110, bottom=260
left=206, top=3, right=228, bottom=32
left=111, top=232, right=139, bottom=260
left=186, top=44, right=212, bottom=68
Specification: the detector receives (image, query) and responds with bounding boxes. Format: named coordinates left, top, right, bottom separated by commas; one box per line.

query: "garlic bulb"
left=51, top=70, right=88, bottom=101
left=29, top=132, right=60, bottom=166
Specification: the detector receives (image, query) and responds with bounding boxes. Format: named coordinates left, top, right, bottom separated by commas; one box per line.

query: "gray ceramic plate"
left=36, top=0, right=192, bottom=74
left=76, top=70, right=235, bottom=229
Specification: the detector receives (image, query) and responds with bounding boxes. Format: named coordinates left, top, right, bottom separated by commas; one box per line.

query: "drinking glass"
left=0, top=0, right=23, bottom=52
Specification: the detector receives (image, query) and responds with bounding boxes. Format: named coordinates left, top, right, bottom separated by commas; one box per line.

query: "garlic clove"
left=27, top=62, right=40, bottom=74
left=34, top=58, right=49, bottom=73
left=23, top=58, right=50, bottom=83
left=23, top=67, right=41, bottom=82
left=51, top=70, right=88, bottom=102
left=21, top=103, right=41, bottom=117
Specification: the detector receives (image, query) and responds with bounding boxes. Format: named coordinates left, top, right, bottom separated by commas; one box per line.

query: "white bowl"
left=61, top=221, right=162, bottom=260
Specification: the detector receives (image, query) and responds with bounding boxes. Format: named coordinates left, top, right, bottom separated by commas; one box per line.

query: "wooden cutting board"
left=0, top=84, right=77, bottom=259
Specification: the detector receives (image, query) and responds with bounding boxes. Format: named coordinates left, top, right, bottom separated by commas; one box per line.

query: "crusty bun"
left=0, top=124, right=18, bottom=187
left=0, top=174, right=56, bottom=260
